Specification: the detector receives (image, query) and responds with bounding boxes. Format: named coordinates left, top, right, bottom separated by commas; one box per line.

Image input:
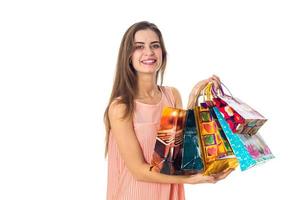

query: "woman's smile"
left=141, top=58, right=157, bottom=65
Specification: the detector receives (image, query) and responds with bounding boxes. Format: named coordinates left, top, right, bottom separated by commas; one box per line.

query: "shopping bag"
left=213, top=84, right=267, bottom=135
left=194, top=101, right=238, bottom=175
left=213, top=107, right=274, bottom=171
left=238, top=132, right=275, bottom=164
left=150, top=107, right=187, bottom=175
left=181, top=109, right=204, bottom=173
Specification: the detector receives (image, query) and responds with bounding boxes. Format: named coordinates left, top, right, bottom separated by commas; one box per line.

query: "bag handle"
left=193, top=80, right=236, bottom=108
left=212, top=81, right=234, bottom=98
left=194, top=82, right=214, bottom=107
left=195, top=81, right=236, bottom=107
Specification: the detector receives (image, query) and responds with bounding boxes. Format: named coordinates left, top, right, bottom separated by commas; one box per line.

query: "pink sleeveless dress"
left=107, top=86, right=185, bottom=200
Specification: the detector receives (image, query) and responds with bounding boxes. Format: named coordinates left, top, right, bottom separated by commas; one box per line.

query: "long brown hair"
left=103, top=21, right=168, bottom=157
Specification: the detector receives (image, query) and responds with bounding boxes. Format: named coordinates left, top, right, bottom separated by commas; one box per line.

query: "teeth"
left=142, top=59, right=156, bottom=64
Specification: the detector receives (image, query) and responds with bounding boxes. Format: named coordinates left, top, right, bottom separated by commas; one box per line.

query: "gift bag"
left=213, top=84, right=267, bottom=135
left=150, top=107, right=187, bottom=175
left=194, top=101, right=238, bottom=175
left=181, top=109, right=204, bottom=173
left=213, top=107, right=274, bottom=171
left=238, top=132, right=274, bottom=164
left=150, top=81, right=272, bottom=175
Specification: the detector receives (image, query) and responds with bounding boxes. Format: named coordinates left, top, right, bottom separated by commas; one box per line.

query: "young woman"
left=104, top=21, right=232, bottom=200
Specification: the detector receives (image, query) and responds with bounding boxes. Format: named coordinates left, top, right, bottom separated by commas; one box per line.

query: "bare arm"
left=108, top=100, right=217, bottom=184
left=170, top=87, right=183, bottom=109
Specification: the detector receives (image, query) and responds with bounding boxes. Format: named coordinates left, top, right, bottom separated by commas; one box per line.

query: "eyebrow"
left=134, top=41, right=160, bottom=44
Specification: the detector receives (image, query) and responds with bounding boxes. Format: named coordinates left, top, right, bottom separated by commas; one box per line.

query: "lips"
left=141, top=59, right=157, bottom=65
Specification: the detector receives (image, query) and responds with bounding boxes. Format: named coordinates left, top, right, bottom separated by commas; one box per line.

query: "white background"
left=0, top=0, right=299, bottom=199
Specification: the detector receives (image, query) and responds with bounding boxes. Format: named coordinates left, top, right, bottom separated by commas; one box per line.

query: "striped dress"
left=106, top=86, right=185, bottom=200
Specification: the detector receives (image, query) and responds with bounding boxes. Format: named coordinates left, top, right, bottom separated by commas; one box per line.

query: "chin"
left=136, top=69, right=157, bottom=75
left=139, top=64, right=159, bottom=72
left=141, top=70, right=157, bottom=74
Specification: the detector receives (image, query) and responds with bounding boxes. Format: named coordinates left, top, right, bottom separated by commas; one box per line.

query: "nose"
left=144, top=46, right=154, bottom=55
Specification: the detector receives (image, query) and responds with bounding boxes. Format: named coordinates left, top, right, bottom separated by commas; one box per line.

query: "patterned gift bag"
left=181, top=109, right=204, bottom=173
left=194, top=102, right=238, bottom=175
left=212, top=83, right=267, bottom=135
left=150, top=107, right=187, bottom=175
left=213, top=107, right=274, bottom=171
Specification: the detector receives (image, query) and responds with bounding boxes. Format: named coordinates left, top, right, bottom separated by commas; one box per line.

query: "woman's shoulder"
left=161, top=85, right=181, bottom=98
left=161, top=85, right=182, bottom=108
left=108, top=97, right=127, bottom=120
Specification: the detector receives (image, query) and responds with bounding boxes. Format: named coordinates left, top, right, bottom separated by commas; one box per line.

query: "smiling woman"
left=103, top=21, right=227, bottom=200
left=131, top=30, right=163, bottom=75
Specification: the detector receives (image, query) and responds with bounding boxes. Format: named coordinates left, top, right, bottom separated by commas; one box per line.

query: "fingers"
left=188, top=173, right=217, bottom=184
left=212, top=74, right=221, bottom=85
left=216, top=172, right=231, bottom=181
left=191, top=75, right=222, bottom=98
left=209, top=74, right=221, bottom=91
left=198, top=175, right=218, bottom=184
left=205, top=176, right=218, bottom=184
left=213, top=168, right=234, bottom=181
left=187, top=169, right=233, bottom=184
left=192, top=79, right=209, bottom=96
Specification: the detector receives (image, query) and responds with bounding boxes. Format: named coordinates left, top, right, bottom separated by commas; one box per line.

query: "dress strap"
left=160, top=86, right=175, bottom=107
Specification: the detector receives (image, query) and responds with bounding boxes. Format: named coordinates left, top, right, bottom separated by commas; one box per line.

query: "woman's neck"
left=136, top=74, right=160, bottom=98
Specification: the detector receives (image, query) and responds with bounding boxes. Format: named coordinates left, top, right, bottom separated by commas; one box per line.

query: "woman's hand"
left=185, top=173, right=217, bottom=184
left=187, top=74, right=221, bottom=109
left=185, top=168, right=234, bottom=184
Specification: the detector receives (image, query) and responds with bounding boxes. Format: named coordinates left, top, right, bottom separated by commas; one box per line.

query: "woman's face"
left=131, top=29, right=162, bottom=75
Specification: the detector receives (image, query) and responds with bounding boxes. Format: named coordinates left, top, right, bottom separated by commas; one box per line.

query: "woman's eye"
left=135, top=45, right=144, bottom=50
left=152, top=44, right=161, bottom=49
